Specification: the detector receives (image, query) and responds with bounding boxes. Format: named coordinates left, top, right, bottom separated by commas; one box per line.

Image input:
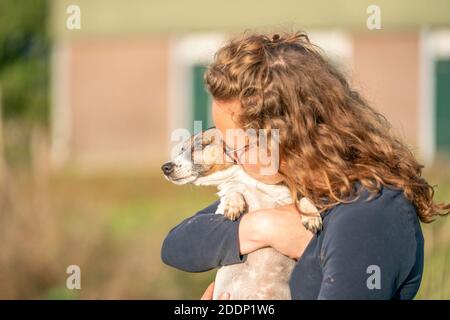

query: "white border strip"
left=50, top=41, right=72, bottom=168
left=418, top=28, right=435, bottom=166
left=430, top=30, right=450, bottom=58
left=308, top=30, right=354, bottom=71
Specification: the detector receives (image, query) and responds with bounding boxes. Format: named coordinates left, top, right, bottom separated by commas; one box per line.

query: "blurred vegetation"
left=0, top=0, right=49, bottom=124
left=0, top=137, right=449, bottom=299
left=0, top=168, right=218, bottom=299
left=0, top=111, right=444, bottom=294
left=415, top=157, right=450, bottom=299
left=0, top=0, right=448, bottom=301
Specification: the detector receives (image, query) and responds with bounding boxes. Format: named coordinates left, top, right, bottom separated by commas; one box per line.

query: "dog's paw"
left=222, top=192, right=246, bottom=221
left=297, top=197, right=323, bottom=233
left=301, top=215, right=323, bottom=233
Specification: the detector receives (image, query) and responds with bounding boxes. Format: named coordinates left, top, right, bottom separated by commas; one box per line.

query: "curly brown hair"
left=204, top=30, right=450, bottom=223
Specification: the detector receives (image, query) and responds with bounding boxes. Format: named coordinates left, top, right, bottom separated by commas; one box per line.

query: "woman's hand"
left=238, top=203, right=314, bottom=260
left=201, top=202, right=314, bottom=300
left=200, top=282, right=230, bottom=300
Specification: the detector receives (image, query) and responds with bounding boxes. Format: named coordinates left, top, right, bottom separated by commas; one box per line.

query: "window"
left=435, top=59, right=450, bottom=153
left=191, top=64, right=213, bottom=134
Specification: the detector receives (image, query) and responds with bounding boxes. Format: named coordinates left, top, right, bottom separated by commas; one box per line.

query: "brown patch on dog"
left=201, top=161, right=235, bottom=177
left=188, top=127, right=235, bottom=177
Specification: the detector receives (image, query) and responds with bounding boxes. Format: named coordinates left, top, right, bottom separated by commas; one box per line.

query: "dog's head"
left=161, top=127, right=237, bottom=186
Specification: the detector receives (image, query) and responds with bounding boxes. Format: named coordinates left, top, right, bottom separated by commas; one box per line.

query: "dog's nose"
left=161, top=162, right=175, bottom=175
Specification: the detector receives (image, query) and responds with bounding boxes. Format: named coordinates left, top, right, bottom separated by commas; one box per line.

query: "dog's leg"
left=297, top=197, right=323, bottom=233
left=218, top=192, right=247, bottom=221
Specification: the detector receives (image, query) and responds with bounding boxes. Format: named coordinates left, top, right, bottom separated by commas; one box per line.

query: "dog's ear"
left=203, top=127, right=223, bottom=146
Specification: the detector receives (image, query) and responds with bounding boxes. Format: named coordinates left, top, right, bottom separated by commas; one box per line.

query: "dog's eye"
left=202, top=139, right=213, bottom=147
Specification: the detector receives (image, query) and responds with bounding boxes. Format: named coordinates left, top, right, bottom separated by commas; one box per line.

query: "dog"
left=161, top=127, right=321, bottom=299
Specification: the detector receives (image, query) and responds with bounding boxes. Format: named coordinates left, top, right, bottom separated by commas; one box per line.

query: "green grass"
left=49, top=170, right=220, bottom=299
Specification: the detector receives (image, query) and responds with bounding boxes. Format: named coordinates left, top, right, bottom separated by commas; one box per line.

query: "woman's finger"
left=200, top=281, right=215, bottom=300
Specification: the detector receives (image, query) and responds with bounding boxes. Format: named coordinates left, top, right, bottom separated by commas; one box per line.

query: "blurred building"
left=49, top=0, right=450, bottom=170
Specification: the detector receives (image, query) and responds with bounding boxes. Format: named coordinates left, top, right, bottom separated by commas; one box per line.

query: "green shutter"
left=435, top=59, right=450, bottom=153
left=191, top=64, right=212, bottom=134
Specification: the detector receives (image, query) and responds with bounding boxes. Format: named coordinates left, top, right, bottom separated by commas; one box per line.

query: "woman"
left=160, top=31, right=449, bottom=299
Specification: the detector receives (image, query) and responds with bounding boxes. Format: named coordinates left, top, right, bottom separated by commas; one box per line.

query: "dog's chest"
left=213, top=175, right=296, bottom=300
left=217, top=177, right=293, bottom=211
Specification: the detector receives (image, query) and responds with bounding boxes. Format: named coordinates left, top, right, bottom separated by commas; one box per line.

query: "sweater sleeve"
left=160, top=200, right=247, bottom=272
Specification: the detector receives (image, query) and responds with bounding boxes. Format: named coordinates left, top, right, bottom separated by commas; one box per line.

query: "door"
left=191, top=64, right=213, bottom=134
left=435, top=59, right=450, bottom=154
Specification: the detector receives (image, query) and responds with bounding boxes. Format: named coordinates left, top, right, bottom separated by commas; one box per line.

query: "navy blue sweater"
left=161, top=182, right=424, bottom=299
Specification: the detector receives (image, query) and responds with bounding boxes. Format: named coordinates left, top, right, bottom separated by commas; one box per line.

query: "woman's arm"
left=241, top=203, right=314, bottom=259
left=161, top=201, right=312, bottom=272
left=161, top=200, right=248, bottom=272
